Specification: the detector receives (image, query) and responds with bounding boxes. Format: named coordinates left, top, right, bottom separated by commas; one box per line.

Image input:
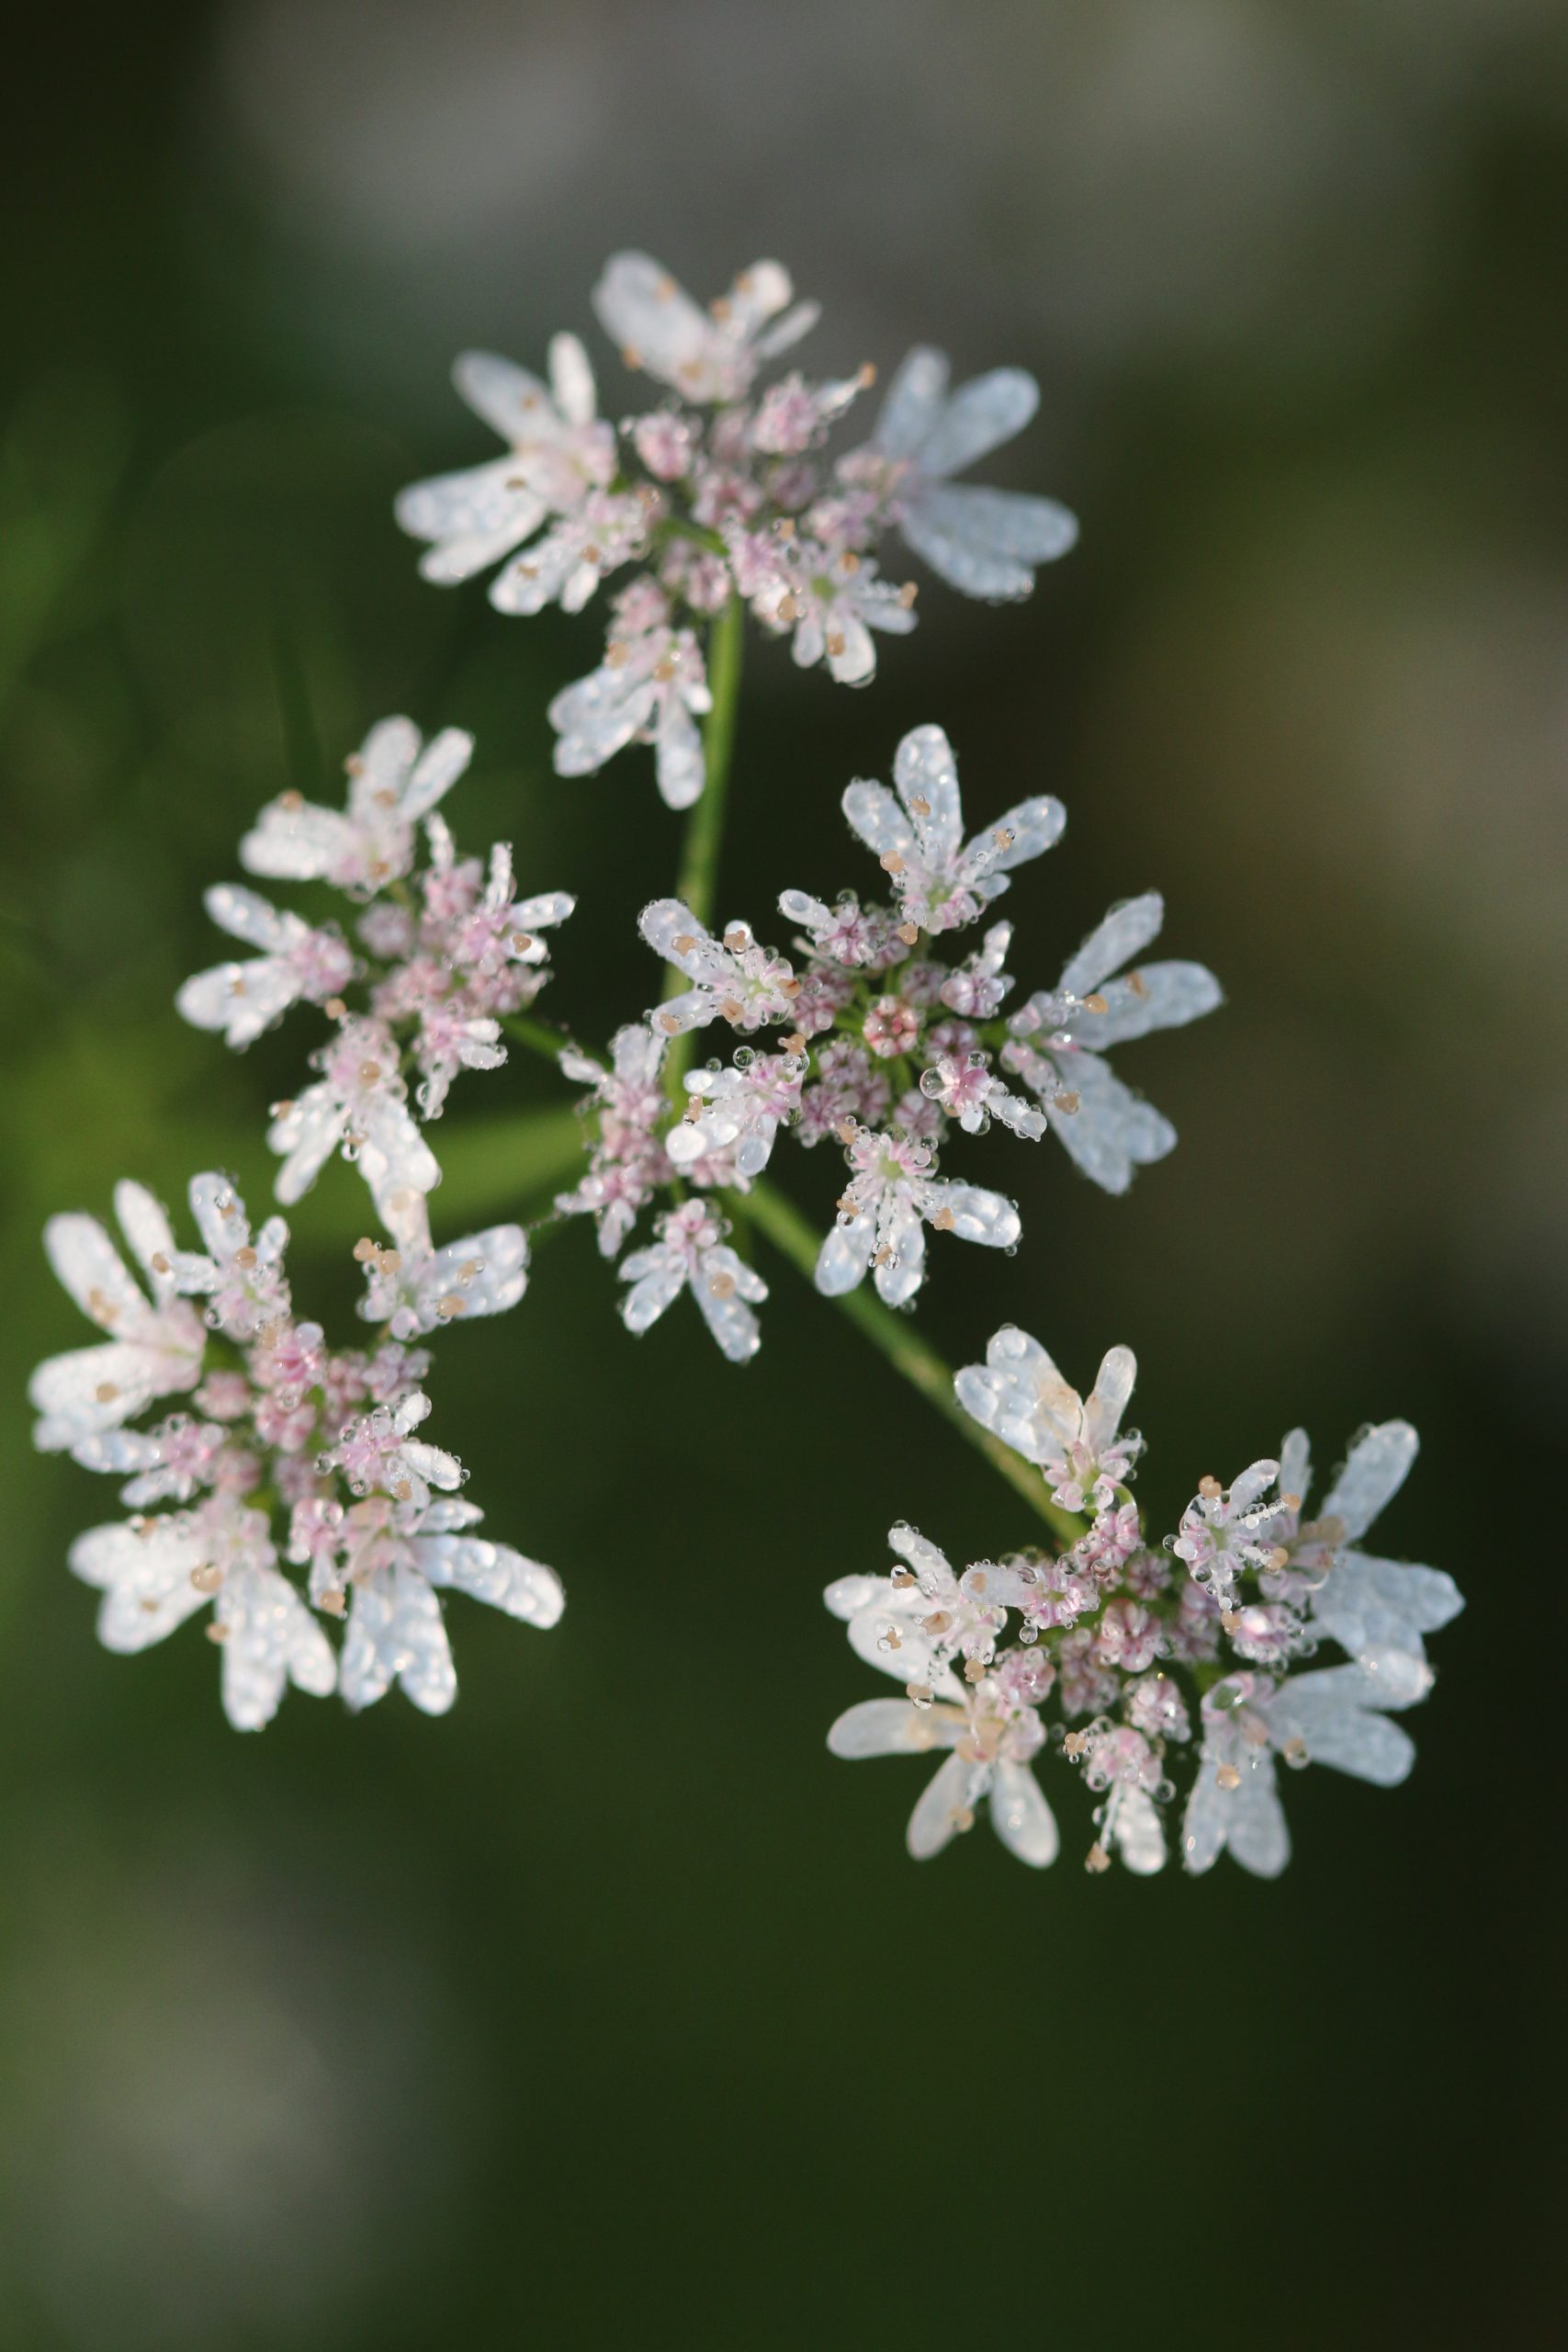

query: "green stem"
left=502, top=1012, right=576, bottom=1064
left=729, top=1177, right=1086, bottom=1547
left=662, top=594, right=745, bottom=1107
left=672, top=594, right=744, bottom=931
left=516, top=597, right=1077, bottom=1549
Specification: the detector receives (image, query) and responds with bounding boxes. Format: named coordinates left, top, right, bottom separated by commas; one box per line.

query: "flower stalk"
left=729, top=1176, right=1084, bottom=1544
left=662, top=594, right=745, bottom=1108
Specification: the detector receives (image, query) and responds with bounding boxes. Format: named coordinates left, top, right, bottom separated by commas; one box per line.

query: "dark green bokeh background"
left=3, top=4, right=1564, bottom=2343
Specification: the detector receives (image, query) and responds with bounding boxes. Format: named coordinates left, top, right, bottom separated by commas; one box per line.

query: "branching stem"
left=513, top=600, right=1081, bottom=1547
left=728, top=1177, right=1086, bottom=1547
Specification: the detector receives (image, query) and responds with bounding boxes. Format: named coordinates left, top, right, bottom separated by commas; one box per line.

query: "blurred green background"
left=3, top=2, right=1564, bottom=2343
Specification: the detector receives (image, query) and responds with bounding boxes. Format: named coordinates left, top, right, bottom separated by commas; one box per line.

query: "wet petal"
left=916, top=368, right=1038, bottom=479
left=907, top=1750, right=977, bottom=1860
left=1321, top=1421, right=1419, bottom=1544
left=871, top=345, right=950, bottom=459
left=828, top=1699, right=957, bottom=1758
left=990, top=1760, right=1058, bottom=1867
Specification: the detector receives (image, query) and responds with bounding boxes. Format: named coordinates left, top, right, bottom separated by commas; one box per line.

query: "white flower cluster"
left=551, top=719, right=1218, bottom=1359
left=31, top=723, right=572, bottom=1726
left=398, top=252, right=1077, bottom=807
left=29, top=1175, right=559, bottom=1728
left=29, top=248, right=1460, bottom=1881
left=178, top=715, right=575, bottom=1191
left=826, top=1329, right=1461, bottom=1875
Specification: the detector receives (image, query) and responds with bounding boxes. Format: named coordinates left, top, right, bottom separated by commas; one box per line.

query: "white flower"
left=736, top=532, right=918, bottom=686
left=326, top=1390, right=462, bottom=1512
left=412, top=1012, right=504, bottom=1120
left=1002, top=891, right=1222, bottom=1193
left=786, top=550, right=918, bottom=686
left=842, top=723, right=1065, bottom=936
left=30, top=1182, right=207, bottom=1452
left=1269, top=1423, right=1463, bottom=1676
left=176, top=885, right=356, bottom=1047
left=592, top=252, right=818, bottom=403
left=750, top=368, right=869, bottom=456
left=639, top=899, right=797, bottom=1034
left=824, top=1529, right=1057, bottom=1868
left=429, top=832, right=576, bottom=979
left=827, top=1693, right=1059, bottom=1866
left=241, top=718, right=473, bottom=895
left=69, top=1415, right=231, bottom=1506
left=920, top=1053, right=1045, bottom=1140
left=395, top=336, right=615, bottom=588
left=667, top=1050, right=805, bottom=1186
left=69, top=1497, right=335, bottom=1732
left=865, top=345, right=1078, bottom=600
left=775, top=888, right=896, bottom=968
left=175, top=1170, right=293, bottom=1340
left=955, top=1325, right=1141, bottom=1507
left=550, top=627, right=711, bottom=809
left=334, top=1495, right=563, bottom=1718
left=1181, top=1658, right=1434, bottom=1878
left=1173, top=1459, right=1284, bottom=1606
left=823, top=1524, right=1006, bottom=1692
left=266, top=1017, right=440, bottom=1215
left=555, top=1023, right=671, bottom=1258
left=618, top=1201, right=767, bottom=1363
left=488, top=486, right=651, bottom=617
left=357, top=1191, right=528, bottom=1340
left=1077, top=1724, right=1170, bottom=1875
left=815, top=1126, right=1019, bottom=1306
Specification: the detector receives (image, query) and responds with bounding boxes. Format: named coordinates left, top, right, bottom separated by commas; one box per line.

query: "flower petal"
left=906, top=1750, right=976, bottom=1860
left=828, top=1698, right=957, bottom=1758
left=1321, top=1421, right=1419, bottom=1544
left=989, top=1760, right=1058, bottom=1866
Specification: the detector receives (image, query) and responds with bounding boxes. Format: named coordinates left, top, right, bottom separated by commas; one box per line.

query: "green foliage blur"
left=2, top=3, right=1563, bottom=2344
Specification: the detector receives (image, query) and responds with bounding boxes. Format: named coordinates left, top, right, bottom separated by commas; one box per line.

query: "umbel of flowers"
left=31, top=1172, right=559, bottom=1728
left=29, top=249, right=1461, bottom=1885
left=396, top=252, right=1077, bottom=808
left=825, top=1330, right=1461, bottom=1875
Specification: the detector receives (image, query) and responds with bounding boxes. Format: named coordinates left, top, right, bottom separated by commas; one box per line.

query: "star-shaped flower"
left=1002, top=890, right=1222, bottom=1193
left=639, top=899, right=798, bottom=1035
left=550, top=609, right=711, bottom=808
left=1181, top=1658, right=1434, bottom=1878
left=395, top=335, right=616, bottom=591
left=592, top=253, right=818, bottom=403
left=267, top=1017, right=440, bottom=1216
left=667, top=1049, right=806, bottom=1187
left=70, top=1495, right=336, bottom=1732
left=328, top=1494, right=563, bottom=1717
left=824, top=1530, right=1056, bottom=1865
left=815, top=1125, right=1019, bottom=1306
left=356, top=1189, right=529, bottom=1340
left=840, top=723, right=1065, bottom=936
left=860, top=345, right=1078, bottom=600
left=1262, top=1423, right=1463, bottom=1676
left=617, top=1201, right=767, bottom=1363
left=177, top=1171, right=293, bottom=1340
left=176, top=886, right=356, bottom=1048
left=241, top=718, right=473, bottom=896
left=955, top=1325, right=1141, bottom=1510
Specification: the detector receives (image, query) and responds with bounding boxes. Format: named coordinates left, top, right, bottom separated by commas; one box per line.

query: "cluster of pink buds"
left=397, top=252, right=1078, bottom=803
left=827, top=1325, right=1461, bottom=1875
left=28, top=1173, right=560, bottom=1728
